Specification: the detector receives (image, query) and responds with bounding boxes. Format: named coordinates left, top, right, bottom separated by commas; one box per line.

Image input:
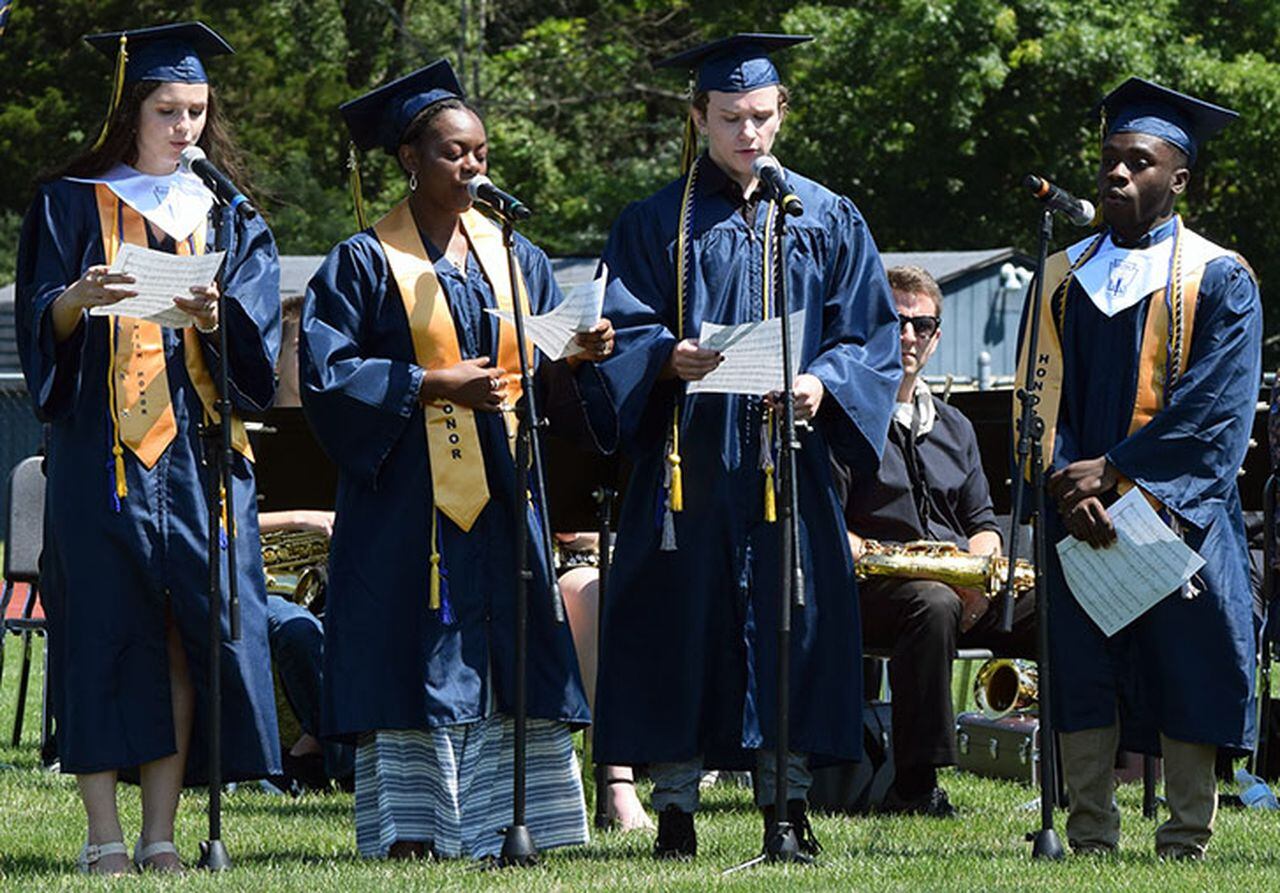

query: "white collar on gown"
left=68, top=163, right=214, bottom=242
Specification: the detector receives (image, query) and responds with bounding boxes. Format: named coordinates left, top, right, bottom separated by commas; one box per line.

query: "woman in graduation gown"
left=587, top=35, right=901, bottom=857
left=300, top=60, right=614, bottom=861
left=14, top=23, right=281, bottom=874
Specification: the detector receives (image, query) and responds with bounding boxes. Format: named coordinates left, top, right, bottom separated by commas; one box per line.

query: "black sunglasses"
left=899, top=315, right=940, bottom=338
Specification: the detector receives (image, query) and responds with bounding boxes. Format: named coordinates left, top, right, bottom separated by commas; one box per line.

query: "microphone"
left=1024, top=175, right=1095, bottom=227
left=467, top=175, right=532, bottom=221
left=751, top=155, right=804, bottom=217
left=179, top=146, right=256, bottom=219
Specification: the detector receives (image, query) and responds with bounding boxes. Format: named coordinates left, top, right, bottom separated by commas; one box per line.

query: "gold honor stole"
left=374, top=200, right=531, bottom=534
left=1013, top=219, right=1214, bottom=507
left=94, top=185, right=251, bottom=501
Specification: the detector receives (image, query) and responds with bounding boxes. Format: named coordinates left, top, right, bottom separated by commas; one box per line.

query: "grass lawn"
left=1, top=637, right=1279, bottom=890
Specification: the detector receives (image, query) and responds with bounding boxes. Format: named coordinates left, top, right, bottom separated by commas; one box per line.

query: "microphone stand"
left=1001, top=207, right=1064, bottom=860
left=493, top=207, right=566, bottom=869
left=726, top=198, right=807, bottom=873
left=591, top=485, right=615, bottom=830
left=197, top=198, right=251, bottom=872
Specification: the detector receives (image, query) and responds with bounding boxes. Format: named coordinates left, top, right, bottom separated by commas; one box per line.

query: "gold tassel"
left=763, top=466, right=776, bottom=523
left=90, top=34, right=129, bottom=152
left=106, top=316, right=128, bottom=501
left=347, top=143, right=368, bottom=230
left=112, top=445, right=127, bottom=500
left=679, top=111, right=698, bottom=175
left=428, top=508, right=441, bottom=609
left=666, top=422, right=683, bottom=512
left=429, top=552, right=442, bottom=610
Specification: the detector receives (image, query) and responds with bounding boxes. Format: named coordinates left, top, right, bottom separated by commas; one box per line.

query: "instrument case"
left=956, top=711, right=1040, bottom=786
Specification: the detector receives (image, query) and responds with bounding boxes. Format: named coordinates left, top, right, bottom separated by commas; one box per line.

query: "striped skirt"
left=354, top=717, right=589, bottom=859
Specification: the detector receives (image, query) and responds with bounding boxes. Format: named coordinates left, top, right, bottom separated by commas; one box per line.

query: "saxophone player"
left=832, top=266, right=1036, bottom=816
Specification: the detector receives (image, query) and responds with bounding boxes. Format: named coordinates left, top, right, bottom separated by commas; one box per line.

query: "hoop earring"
left=409, top=171, right=418, bottom=192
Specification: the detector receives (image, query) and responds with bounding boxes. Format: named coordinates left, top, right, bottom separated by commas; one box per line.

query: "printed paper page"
left=485, top=265, right=606, bottom=360
left=1056, top=487, right=1205, bottom=637
left=687, top=310, right=806, bottom=396
left=92, top=242, right=226, bottom=328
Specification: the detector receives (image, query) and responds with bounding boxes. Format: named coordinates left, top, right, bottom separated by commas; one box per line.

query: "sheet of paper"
left=90, top=242, right=226, bottom=328
left=687, top=309, right=806, bottom=396
left=1055, top=487, right=1206, bottom=637
left=485, top=265, right=606, bottom=361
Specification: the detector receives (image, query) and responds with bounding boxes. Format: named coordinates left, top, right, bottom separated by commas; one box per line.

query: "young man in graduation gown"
left=586, top=34, right=901, bottom=858
left=835, top=265, right=1035, bottom=817
left=1017, top=78, right=1261, bottom=859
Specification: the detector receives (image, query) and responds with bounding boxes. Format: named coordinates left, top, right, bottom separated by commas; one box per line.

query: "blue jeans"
left=266, top=595, right=353, bottom=781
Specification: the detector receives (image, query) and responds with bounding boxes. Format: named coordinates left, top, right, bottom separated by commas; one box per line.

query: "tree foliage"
left=2, top=0, right=1278, bottom=350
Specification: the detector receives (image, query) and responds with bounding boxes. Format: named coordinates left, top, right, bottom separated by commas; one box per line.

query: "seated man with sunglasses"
left=830, top=265, right=1035, bottom=816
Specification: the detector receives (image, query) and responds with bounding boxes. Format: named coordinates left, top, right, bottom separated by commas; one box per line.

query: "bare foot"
left=605, top=772, right=655, bottom=832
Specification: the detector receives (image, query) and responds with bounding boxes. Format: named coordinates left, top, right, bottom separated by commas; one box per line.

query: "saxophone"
left=261, top=529, right=330, bottom=614
left=854, top=540, right=1035, bottom=598
left=973, top=659, right=1038, bottom=719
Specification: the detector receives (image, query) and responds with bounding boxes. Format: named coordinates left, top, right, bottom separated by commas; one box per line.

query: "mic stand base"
left=197, top=839, right=232, bottom=872
left=496, top=825, right=538, bottom=868
left=723, top=823, right=811, bottom=875
left=1028, top=828, right=1065, bottom=861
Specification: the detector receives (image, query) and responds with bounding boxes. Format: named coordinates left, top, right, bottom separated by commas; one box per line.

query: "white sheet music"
left=1055, top=487, right=1205, bottom=637
left=485, top=266, right=606, bottom=361
left=91, top=243, right=226, bottom=328
left=687, top=309, right=805, bottom=396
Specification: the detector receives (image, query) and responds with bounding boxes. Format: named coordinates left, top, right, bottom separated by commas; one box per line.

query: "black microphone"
left=1024, top=174, right=1095, bottom=227
left=466, top=175, right=532, bottom=221
left=179, top=146, right=256, bottom=219
left=752, top=155, right=804, bottom=217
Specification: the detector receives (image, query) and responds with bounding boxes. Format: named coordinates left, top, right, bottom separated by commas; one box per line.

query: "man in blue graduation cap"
left=1015, top=77, right=1260, bottom=859
left=586, top=34, right=900, bottom=858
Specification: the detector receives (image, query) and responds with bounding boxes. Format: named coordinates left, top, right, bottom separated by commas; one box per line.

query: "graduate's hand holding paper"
left=52, top=265, right=138, bottom=342
left=484, top=266, right=607, bottom=361
left=664, top=338, right=723, bottom=381
left=90, top=242, right=227, bottom=328
left=687, top=309, right=806, bottom=396
left=1055, top=487, right=1205, bottom=637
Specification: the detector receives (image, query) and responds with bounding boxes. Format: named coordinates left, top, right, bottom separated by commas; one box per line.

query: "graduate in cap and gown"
left=300, top=59, right=615, bottom=861
left=14, top=21, right=281, bottom=875
left=587, top=34, right=901, bottom=858
left=1016, top=77, right=1260, bottom=859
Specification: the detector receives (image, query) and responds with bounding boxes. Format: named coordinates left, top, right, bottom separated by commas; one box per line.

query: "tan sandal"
left=76, top=840, right=130, bottom=875
left=133, top=837, right=183, bottom=873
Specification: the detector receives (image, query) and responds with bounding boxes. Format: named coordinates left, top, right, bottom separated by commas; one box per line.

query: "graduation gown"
left=587, top=157, right=901, bottom=767
left=15, top=178, right=282, bottom=782
left=301, top=226, right=605, bottom=741
left=1039, top=222, right=1260, bottom=755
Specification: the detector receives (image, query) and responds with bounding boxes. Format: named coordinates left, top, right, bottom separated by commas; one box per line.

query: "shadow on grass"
left=223, top=793, right=355, bottom=819
left=0, top=852, right=71, bottom=876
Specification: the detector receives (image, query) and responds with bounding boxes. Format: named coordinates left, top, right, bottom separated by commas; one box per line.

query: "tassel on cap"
left=347, top=142, right=369, bottom=230
left=680, top=110, right=698, bottom=175
left=90, top=34, right=128, bottom=152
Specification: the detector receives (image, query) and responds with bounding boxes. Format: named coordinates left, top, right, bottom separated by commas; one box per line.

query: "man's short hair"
left=282, top=294, right=304, bottom=321
left=886, top=265, right=943, bottom=317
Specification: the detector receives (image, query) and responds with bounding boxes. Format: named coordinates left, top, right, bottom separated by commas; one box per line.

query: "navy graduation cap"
left=84, top=21, right=233, bottom=85
left=340, top=59, right=465, bottom=155
left=656, top=32, right=811, bottom=93
left=1099, top=77, right=1238, bottom=165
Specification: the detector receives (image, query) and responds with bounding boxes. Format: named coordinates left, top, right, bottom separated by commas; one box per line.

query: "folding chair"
left=1, top=456, right=48, bottom=751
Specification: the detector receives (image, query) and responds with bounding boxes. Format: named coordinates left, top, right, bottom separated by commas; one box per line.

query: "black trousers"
left=860, top=578, right=1037, bottom=775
